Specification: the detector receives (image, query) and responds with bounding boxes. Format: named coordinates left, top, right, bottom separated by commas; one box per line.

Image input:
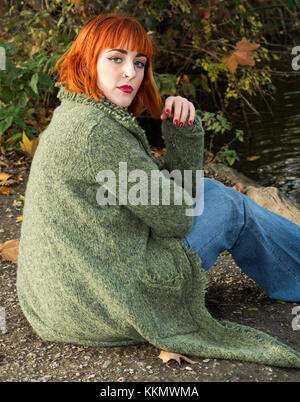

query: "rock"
left=204, top=162, right=259, bottom=192
left=245, top=186, right=300, bottom=226
left=204, top=162, right=300, bottom=226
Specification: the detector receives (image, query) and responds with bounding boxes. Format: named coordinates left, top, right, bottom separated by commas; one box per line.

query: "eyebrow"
left=106, top=48, right=147, bottom=58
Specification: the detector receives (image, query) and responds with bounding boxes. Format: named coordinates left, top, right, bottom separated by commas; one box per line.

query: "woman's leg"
left=181, top=177, right=300, bottom=302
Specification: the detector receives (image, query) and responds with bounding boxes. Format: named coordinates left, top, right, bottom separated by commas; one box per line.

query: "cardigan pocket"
left=139, top=242, right=185, bottom=291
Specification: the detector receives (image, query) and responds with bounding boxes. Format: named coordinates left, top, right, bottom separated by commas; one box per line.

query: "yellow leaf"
left=0, top=239, right=19, bottom=263
left=19, top=131, right=39, bottom=158
left=276, top=300, right=286, bottom=304
left=247, top=307, right=258, bottom=311
left=0, top=172, right=13, bottom=181
left=158, top=350, right=197, bottom=366
left=16, top=216, right=23, bottom=221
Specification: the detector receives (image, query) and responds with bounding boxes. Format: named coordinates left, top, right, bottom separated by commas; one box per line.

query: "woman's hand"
left=160, top=96, right=195, bottom=127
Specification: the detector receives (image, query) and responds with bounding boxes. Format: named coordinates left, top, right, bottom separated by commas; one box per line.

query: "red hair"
left=55, top=14, right=163, bottom=118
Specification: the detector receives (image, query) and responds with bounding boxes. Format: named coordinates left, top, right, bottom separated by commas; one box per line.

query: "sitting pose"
left=17, top=14, right=300, bottom=368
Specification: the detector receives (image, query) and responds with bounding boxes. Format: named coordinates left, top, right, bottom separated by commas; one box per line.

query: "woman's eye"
left=108, top=57, right=122, bottom=63
left=135, top=61, right=145, bottom=68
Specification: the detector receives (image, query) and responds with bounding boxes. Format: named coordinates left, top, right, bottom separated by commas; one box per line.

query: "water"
left=140, top=72, right=300, bottom=204
left=232, top=75, right=300, bottom=203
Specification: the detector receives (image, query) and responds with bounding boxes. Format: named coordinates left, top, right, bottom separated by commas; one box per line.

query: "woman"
left=17, top=14, right=300, bottom=368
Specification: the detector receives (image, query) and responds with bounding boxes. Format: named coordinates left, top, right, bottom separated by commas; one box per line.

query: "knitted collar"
left=55, top=83, right=153, bottom=157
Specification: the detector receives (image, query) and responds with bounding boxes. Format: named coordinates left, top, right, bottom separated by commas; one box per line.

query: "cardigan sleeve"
left=86, top=121, right=197, bottom=239
left=160, top=114, right=205, bottom=198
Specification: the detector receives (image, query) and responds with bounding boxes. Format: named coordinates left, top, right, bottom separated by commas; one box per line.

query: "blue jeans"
left=181, top=178, right=300, bottom=302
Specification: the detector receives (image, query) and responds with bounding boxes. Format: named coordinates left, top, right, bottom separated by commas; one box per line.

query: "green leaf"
left=235, top=129, right=244, bottom=142
left=30, top=73, right=39, bottom=96
left=0, top=116, right=13, bottom=134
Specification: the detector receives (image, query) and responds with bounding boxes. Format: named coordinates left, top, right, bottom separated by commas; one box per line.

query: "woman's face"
left=96, top=44, right=147, bottom=107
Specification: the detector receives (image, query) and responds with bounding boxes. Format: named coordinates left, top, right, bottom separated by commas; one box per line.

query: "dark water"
left=140, top=73, right=300, bottom=204
left=231, top=75, right=300, bottom=203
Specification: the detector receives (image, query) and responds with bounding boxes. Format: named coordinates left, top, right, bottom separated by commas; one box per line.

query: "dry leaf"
left=232, top=184, right=243, bottom=193
left=0, top=172, right=13, bottom=181
left=276, top=300, right=286, bottom=305
left=0, top=239, right=19, bottom=263
left=0, top=186, right=11, bottom=195
left=0, top=173, right=22, bottom=186
left=236, top=37, right=260, bottom=52
left=158, top=350, right=197, bottom=366
left=247, top=307, right=258, bottom=311
left=246, top=155, right=261, bottom=161
left=223, top=37, right=260, bottom=74
left=19, top=131, right=39, bottom=158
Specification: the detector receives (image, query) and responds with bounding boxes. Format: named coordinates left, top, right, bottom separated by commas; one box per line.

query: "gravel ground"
left=1, top=160, right=300, bottom=382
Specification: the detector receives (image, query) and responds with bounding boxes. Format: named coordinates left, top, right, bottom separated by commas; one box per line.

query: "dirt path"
left=1, top=167, right=300, bottom=382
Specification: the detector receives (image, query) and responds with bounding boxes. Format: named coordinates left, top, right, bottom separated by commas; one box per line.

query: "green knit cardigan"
left=16, top=85, right=300, bottom=368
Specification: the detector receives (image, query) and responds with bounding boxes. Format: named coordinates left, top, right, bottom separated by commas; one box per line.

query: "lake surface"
left=140, top=72, right=300, bottom=204
left=229, top=74, right=300, bottom=203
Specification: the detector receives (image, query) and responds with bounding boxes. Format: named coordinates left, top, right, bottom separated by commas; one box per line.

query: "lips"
left=117, top=85, right=133, bottom=93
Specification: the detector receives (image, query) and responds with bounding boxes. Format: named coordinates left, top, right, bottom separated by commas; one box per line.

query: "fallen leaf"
left=0, top=187, right=11, bottom=195
left=276, top=300, right=286, bottom=304
left=19, top=130, right=39, bottom=158
left=247, top=307, right=258, bottom=311
left=158, top=350, right=197, bottom=366
left=232, top=184, right=243, bottom=193
left=0, top=174, right=22, bottom=186
left=246, top=155, right=261, bottom=161
left=0, top=239, right=19, bottom=263
left=16, top=216, right=23, bottom=221
left=0, top=172, right=13, bottom=181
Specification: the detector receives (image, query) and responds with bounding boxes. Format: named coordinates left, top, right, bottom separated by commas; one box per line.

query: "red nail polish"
left=179, top=122, right=183, bottom=127
left=166, top=109, right=170, bottom=114
left=188, top=120, right=193, bottom=125
left=174, top=119, right=178, bottom=125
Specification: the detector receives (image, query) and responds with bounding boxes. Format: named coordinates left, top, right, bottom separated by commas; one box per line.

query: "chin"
left=115, top=98, right=133, bottom=108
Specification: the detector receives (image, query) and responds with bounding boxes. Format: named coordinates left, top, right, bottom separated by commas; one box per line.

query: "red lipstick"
left=117, top=85, right=133, bottom=93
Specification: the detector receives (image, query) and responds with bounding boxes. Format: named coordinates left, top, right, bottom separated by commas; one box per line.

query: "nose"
left=122, top=60, right=137, bottom=79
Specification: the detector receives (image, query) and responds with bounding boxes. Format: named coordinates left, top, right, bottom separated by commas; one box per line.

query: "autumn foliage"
left=222, top=37, right=260, bottom=74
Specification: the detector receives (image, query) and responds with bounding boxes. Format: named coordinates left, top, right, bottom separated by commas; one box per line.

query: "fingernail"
left=179, top=122, right=183, bottom=127
left=188, top=120, right=194, bottom=125
left=166, top=109, right=170, bottom=114
left=174, top=119, right=178, bottom=125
